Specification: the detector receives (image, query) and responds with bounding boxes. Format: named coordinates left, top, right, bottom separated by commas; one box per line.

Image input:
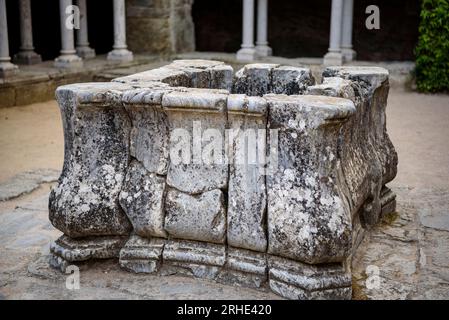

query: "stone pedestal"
left=49, top=235, right=127, bottom=272
left=49, top=60, right=398, bottom=300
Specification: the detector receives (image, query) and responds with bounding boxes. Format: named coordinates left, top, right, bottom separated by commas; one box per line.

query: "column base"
left=76, top=46, right=96, bottom=59
left=49, top=234, right=127, bottom=272
left=54, top=54, right=83, bottom=69
left=107, top=49, right=133, bottom=62
left=255, top=44, right=272, bottom=57
left=342, top=48, right=357, bottom=62
left=236, top=47, right=257, bottom=62
left=160, top=239, right=226, bottom=280
left=0, top=61, right=18, bottom=77
left=268, top=255, right=352, bottom=300
left=119, top=235, right=164, bottom=273
left=217, top=247, right=268, bottom=289
left=13, top=51, right=42, bottom=65
left=323, top=51, right=344, bottom=66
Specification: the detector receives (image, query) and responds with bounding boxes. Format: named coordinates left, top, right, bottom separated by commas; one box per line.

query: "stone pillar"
left=323, top=0, right=344, bottom=66
left=13, top=0, right=42, bottom=64
left=341, top=0, right=356, bottom=62
left=255, top=0, right=272, bottom=57
left=108, top=0, right=133, bottom=62
left=75, top=0, right=95, bottom=59
left=54, top=0, right=83, bottom=69
left=0, top=0, right=18, bottom=77
left=236, top=0, right=257, bottom=62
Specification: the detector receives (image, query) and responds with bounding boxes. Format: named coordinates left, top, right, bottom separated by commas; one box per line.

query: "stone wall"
left=126, top=0, right=195, bottom=55
left=48, top=59, right=398, bottom=300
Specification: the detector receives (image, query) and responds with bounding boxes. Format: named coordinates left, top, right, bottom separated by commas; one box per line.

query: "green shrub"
left=415, top=0, right=449, bottom=92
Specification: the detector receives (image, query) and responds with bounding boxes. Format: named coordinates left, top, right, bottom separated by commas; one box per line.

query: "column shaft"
left=14, top=0, right=42, bottom=64
left=236, top=0, right=256, bottom=61
left=54, top=0, right=83, bottom=68
left=107, top=0, right=133, bottom=62
left=0, top=0, right=18, bottom=76
left=75, top=0, right=95, bottom=58
left=341, top=0, right=356, bottom=61
left=255, top=0, right=272, bottom=57
left=323, top=0, right=344, bottom=65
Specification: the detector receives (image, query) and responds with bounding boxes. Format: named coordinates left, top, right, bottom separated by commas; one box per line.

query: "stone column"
left=341, top=0, right=356, bottom=62
left=75, top=0, right=95, bottom=59
left=0, top=0, right=18, bottom=77
left=14, top=0, right=42, bottom=64
left=108, top=0, right=133, bottom=62
left=255, top=0, right=272, bottom=57
left=236, top=0, right=257, bottom=62
left=54, top=0, right=83, bottom=68
left=323, top=0, right=344, bottom=65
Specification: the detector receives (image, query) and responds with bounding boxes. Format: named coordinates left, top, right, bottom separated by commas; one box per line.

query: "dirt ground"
left=0, top=101, right=63, bottom=183
left=0, top=88, right=448, bottom=299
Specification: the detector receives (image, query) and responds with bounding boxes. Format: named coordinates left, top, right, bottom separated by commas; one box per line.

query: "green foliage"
left=415, top=0, right=449, bottom=92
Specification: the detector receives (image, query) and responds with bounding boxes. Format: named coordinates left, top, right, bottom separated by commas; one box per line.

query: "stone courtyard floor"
left=0, top=87, right=448, bottom=299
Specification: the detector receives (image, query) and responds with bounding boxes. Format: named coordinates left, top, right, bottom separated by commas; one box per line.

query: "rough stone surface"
left=268, top=255, right=352, bottom=300
left=46, top=60, right=399, bottom=300
left=266, top=94, right=355, bottom=264
left=49, top=235, right=127, bottom=272
left=218, top=247, right=268, bottom=288
left=161, top=239, right=226, bottom=280
left=227, top=95, right=268, bottom=252
left=49, top=83, right=134, bottom=238
left=126, top=104, right=169, bottom=175
left=271, top=66, right=315, bottom=95
left=163, top=89, right=229, bottom=194
left=233, top=64, right=315, bottom=97
left=119, top=235, right=165, bottom=273
left=164, top=188, right=226, bottom=244
left=119, top=161, right=167, bottom=238
left=320, top=67, right=398, bottom=228
left=233, top=63, right=279, bottom=96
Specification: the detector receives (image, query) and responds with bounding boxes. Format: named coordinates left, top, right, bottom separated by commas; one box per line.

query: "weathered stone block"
left=49, top=235, right=127, bottom=272
left=119, top=235, right=165, bottom=273
left=125, top=103, right=169, bottom=175
left=119, top=160, right=167, bottom=238
left=49, top=83, right=133, bottom=238
left=268, top=255, right=352, bottom=300
left=271, top=66, right=315, bottom=95
left=233, top=63, right=279, bottom=96
left=227, top=94, right=268, bottom=252
left=320, top=67, right=398, bottom=227
left=49, top=60, right=398, bottom=300
left=163, top=89, right=228, bottom=194
left=161, top=239, right=226, bottom=279
left=218, top=247, right=268, bottom=288
left=164, top=188, right=226, bottom=244
left=266, top=94, right=355, bottom=264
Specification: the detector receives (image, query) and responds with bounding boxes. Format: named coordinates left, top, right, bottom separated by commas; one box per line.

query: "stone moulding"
left=48, top=59, right=398, bottom=300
